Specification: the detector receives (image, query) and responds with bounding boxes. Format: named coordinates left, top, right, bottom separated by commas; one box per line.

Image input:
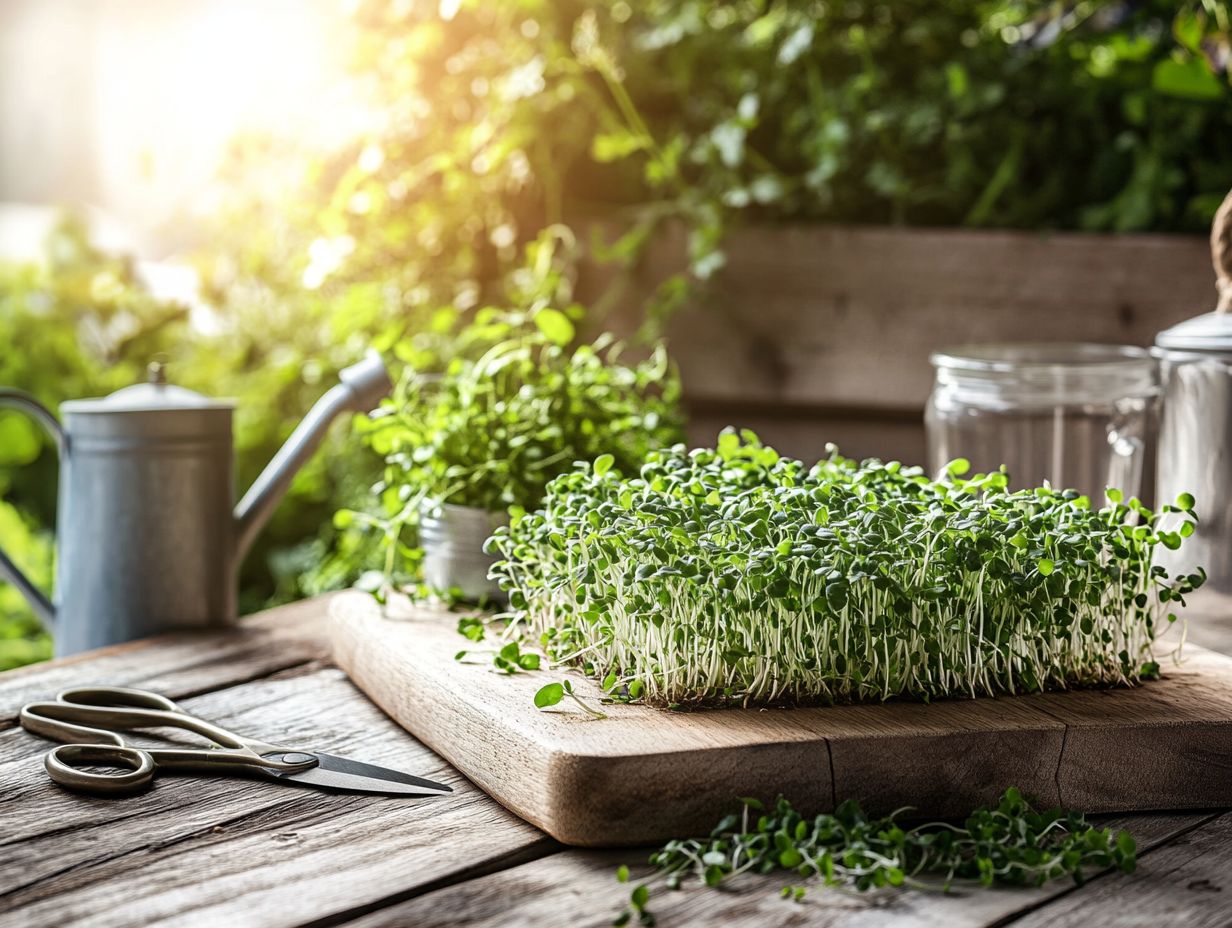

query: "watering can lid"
left=61, top=361, right=234, bottom=414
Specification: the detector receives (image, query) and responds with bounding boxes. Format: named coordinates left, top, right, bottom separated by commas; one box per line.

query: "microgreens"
left=455, top=615, right=607, bottom=716
left=350, top=307, right=683, bottom=591
left=453, top=616, right=541, bottom=674
left=614, top=788, right=1137, bottom=926
left=490, top=430, right=1203, bottom=707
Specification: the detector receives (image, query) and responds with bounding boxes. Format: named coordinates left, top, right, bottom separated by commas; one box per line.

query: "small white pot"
left=419, top=503, right=509, bottom=602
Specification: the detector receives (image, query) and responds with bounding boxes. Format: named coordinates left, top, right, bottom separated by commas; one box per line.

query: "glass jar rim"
left=930, top=343, right=1158, bottom=407
left=930, top=343, right=1154, bottom=373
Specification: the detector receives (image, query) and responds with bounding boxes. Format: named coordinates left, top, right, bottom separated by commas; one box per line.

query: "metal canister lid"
left=1155, top=311, right=1232, bottom=353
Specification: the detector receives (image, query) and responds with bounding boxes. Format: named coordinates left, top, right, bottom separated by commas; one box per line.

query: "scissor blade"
left=268, top=752, right=452, bottom=796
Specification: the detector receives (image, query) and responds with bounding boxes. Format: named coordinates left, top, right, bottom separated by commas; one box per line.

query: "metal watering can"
left=0, top=353, right=391, bottom=656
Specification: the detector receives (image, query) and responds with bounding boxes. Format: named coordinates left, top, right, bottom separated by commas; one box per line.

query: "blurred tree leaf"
left=1153, top=57, right=1226, bottom=100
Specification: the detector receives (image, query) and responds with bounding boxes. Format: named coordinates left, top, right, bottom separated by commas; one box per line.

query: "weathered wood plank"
left=0, top=663, right=552, bottom=928
left=1174, top=594, right=1232, bottom=657
left=328, top=594, right=1232, bottom=846
left=0, top=595, right=333, bottom=727
left=0, top=665, right=350, bottom=860
left=342, top=813, right=1211, bottom=928
left=589, top=223, right=1212, bottom=413
left=330, top=595, right=839, bottom=847
left=1005, top=812, right=1232, bottom=927
left=1022, top=647, right=1232, bottom=812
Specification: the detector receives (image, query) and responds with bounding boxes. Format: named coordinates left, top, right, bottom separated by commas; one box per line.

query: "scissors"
left=19, top=685, right=453, bottom=798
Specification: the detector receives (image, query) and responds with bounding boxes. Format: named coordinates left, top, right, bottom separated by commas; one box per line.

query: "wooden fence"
left=585, top=223, right=1213, bottom=465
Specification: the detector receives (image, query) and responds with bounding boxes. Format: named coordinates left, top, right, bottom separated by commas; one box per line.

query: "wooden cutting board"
left=328, top=592, right=1232, bottom=847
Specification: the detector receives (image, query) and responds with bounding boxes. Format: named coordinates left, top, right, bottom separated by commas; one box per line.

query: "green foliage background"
left=2, top=0, right=1231, bottom=667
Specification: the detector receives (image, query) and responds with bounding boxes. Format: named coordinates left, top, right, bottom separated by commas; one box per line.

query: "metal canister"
left=419, top=503, right=509, bottom=603
left=1154, top=189, right=1232, bottom=599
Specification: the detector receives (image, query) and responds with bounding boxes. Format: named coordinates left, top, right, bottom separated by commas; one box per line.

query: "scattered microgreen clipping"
left=613, top=788, right=1137, bottom=926
left=453, top=616, right=540, bottom=673
left=454, top=617, right=607, bottom=718
left=491, top=429, right=1203, bottom=708
left=534, top=679, right=607, bottom=719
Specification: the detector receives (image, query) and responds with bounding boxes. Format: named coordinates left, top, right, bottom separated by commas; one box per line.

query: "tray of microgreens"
left=488, top=430, right=1202, bottom=708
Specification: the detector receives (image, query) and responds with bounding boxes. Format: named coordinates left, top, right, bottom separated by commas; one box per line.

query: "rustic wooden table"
left=4, top=594, right=1232, bottom=928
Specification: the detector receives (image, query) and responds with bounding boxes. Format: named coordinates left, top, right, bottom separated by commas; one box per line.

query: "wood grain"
left=329, top=593, right=1232, bottom=846
left=0, top=662, right=551, bottom=928
left=1023, top=646, right=1232, bottom=812
left=6, top=593, right=1232, bottom=928
left=342, top=813, right=1213, bottom=928
left=1007, top=812, right=1232, bottom=927
left=0, top=595, right=333, bottom=728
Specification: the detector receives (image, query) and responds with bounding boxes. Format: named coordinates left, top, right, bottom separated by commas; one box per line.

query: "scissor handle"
left=41, top=741, right=311, bottom=794
left=44, top=744, right=156, bottom=794
left=20, top=685, right=317, bottom=796
left=20, top=685, right=276, bottom=754
left=58, top=686, right=182, bottom=712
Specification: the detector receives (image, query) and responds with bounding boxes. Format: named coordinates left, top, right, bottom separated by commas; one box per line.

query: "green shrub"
left=0, top=501, right=52, bottom=670
left=203, top=2, right=1232, bottom=342
left=309, top=0, right=1232, bottom=311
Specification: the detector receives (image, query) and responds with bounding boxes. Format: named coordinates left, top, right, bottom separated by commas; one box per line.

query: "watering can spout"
left=233, top=351, right=392, bottom=563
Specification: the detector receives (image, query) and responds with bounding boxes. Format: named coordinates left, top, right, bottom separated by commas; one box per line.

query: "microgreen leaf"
left=630, top=884, right=649, bottom=911
left=457, top=615, right=486, bottom=642
left=534, top=682, right=565, bottom=708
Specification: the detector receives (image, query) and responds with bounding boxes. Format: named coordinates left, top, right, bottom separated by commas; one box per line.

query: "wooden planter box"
left=584, top=223, right=1213, bottom=464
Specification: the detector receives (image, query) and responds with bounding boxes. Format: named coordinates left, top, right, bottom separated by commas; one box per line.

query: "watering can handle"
left=0, top=390, right=63, bottom=630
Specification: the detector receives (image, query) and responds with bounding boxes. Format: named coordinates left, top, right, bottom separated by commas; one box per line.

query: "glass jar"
left=926, top=344, right=1159, bottom=500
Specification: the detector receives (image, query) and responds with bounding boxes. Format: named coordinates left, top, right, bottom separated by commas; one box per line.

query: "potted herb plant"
left=351, top=306, right=683, bottom=601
